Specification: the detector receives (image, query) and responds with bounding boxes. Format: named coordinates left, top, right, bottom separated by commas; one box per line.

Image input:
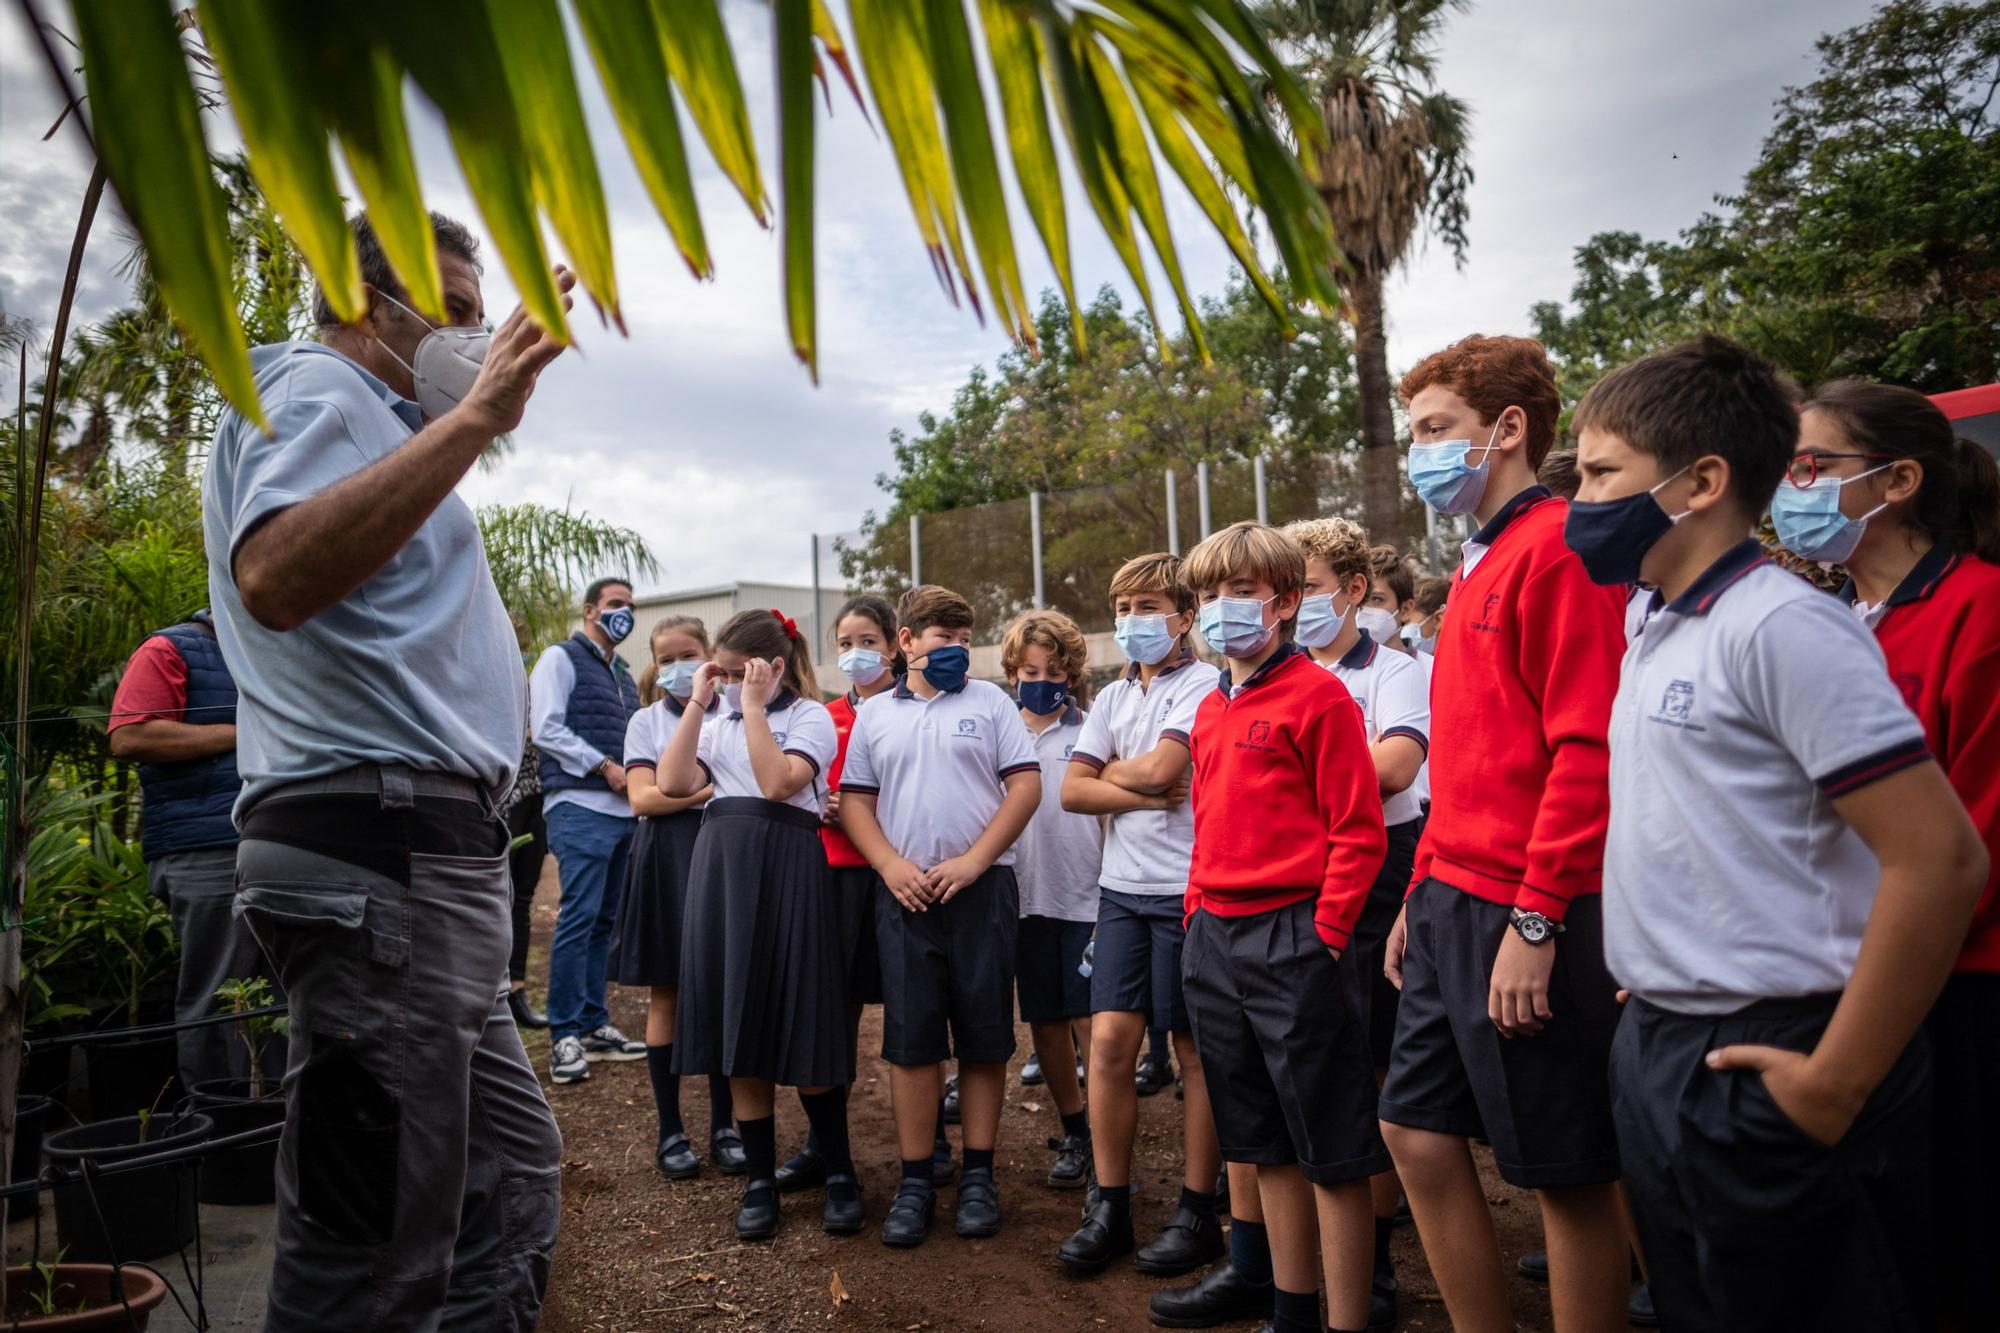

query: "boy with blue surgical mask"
left=1382, top=335, right=1633, bottom=1333
left=839, top=585, right=1042, bottom=1247
left=1572, top=336, right=1988, bottom=1331
left=1058, top=553, right=1229, bottom=1288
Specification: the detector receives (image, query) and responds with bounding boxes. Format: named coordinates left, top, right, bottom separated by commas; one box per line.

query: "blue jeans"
left=543, top=802, right=636, bottom=1041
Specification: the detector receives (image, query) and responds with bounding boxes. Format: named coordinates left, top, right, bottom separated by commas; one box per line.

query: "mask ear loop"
left=1841, top=462, right=1897, bottom=526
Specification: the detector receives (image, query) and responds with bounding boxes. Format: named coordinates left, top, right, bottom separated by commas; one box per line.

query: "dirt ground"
left=520, top=861, right=1566, bottom=1333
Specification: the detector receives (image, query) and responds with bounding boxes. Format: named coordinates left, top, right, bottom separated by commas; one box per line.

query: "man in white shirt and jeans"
left=531, top=577, right=648, bottom=1085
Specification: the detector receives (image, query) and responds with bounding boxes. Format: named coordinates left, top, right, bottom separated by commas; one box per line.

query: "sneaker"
left=1046, top=1134, right=1090, bottom=1189
left=580, top=1024, right=646, bottom=1061
left=1135, top=1056, right=1173, bottom=1097
left=1021, top=1053, right=1044, bottom=1086
left=550, top=1035, right=589, bottom=1085
left=943, top=1074, right=961, bottom=1125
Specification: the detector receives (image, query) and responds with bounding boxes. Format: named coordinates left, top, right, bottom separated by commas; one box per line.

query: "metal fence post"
left=1164, top=468, right=1179, bottom=555
left=1253, top=452, right=1268, bottom=524
left=909, top=514, right=922, bottom=586
left=1029, top=491, right=1045, bottom=608
left=809, top=532, right=823, bottom=649
left=1196, top=460, right=1212, bottom=538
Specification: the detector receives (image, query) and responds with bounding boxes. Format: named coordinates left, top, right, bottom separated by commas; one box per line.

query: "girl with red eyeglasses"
left=1778, top=379, right=2000, bottom=1332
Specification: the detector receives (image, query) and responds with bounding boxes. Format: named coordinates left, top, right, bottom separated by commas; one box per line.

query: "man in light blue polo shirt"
left=203, top=211, right=574, bottom=1333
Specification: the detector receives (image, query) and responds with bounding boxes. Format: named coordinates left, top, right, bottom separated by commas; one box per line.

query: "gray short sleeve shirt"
left=201, top=342, right=527, bottom=818
left=1604, top=543, right=1930, bottom=1014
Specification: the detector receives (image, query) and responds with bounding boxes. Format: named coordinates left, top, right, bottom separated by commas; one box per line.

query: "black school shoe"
left=655, top=1133, right=699, bottom=1180
left=881, top=1178, right=936, bottom=1247
left=1517, top=1249, right=1549, bottom=1281
left=1135, top=1205, right=1225, bottom=1276
left=735, top=1179, right=780, bottom=1241
left=507, top=988, right=549, bottom=1029
left=943, top=1074, right=961, bottom=1125
left=1046, top=1134, right=1090, bottom=1188
left=930, top=1134, right=957, bottom=1186
left=1369, top=1273, right=1397, bottom=1332
left=775, top=1144, right=826, bottom=1193
left=1059, top=1198, right=1134, bottom=1276
left=711, top=1126, right=748, bottom=1176
left=955, top=1166, right=1002, bottom=1237
left=1135, top=1056, right=1174, bottom=1097
left=822, top=1173, right=866, bottom=1235
left=1628, top=1283, right=1659, bottom=1328
left=1147, top=1262, right=1274, bottom=1328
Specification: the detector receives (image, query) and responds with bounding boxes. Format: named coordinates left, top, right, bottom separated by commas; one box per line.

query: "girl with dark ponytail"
left=1789, top=380, right=2000, bottom=1329
left=659, top=608, right=861, bottom=1240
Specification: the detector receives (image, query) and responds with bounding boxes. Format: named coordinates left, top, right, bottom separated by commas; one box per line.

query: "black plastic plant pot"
left=6, top=1095, right=55, bottom=1225
left=44, top=1112, right=213, bottom=1263
left=188, top=1079, right=284, bottom=1206
left=83, top=1033, right=181, bottom=1124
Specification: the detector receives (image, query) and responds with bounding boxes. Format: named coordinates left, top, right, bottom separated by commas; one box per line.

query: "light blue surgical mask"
left=1198, top=594, right=1276, bottom=659
left=1769, top=465, right=1891, bottom=564
left=1114, top=614, right=1176, bottom=666
left=1407, top=418, right=1505, bottom=515
left=1294, top=594, right=1349, bottom=649
left=838, top=647, right=887, bottom=686
left=657, top=660, right=701, bottom=699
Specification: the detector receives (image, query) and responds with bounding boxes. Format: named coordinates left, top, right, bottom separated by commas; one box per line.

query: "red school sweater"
left=1859, top=548, right=2000, bottom=972
left=1186, top=647, right=1388, bottom=951
left=1412, top=489, right=1627, bottom=921
left=821, top=691, right=870, bottom=869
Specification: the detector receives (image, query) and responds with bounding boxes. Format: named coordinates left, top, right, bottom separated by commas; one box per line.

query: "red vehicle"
left=1932, top=383, right=2000, bottom=456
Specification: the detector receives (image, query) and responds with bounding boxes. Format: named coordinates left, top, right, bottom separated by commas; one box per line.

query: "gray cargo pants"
left=234, top=766, right=563, bottom=1333
left=148, top=845, right=287, bottom=1091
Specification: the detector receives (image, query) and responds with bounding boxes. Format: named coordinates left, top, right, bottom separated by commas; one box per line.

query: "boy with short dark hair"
left=839, top=585, right=1043, bottom=1247
left=1570, top=334, right=1988, bottom=1331
left=1384, top=334, right=1632, bottom=1333
left=1058, top=553, right=1225, bottom=1282
left=1178, top=520, right=1389, bottom=1333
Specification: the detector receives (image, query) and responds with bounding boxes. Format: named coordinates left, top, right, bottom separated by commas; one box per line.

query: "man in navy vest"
left=530, top=577, right=647, bottom=1085
left=109, top=611, right=284, bottom=1091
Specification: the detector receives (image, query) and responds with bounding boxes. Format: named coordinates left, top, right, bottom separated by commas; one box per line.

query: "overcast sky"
left=0, top=0, right=1878, bottom=595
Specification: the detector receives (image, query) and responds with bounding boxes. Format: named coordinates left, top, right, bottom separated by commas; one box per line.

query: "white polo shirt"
left=1604, top=541, right=1931, bottom=1016
left=840, top=677, right=1039, bottom=868
left=695, top=690, right=838, bottom=814
left=1071, top=650, right=1216, bottom=896
left=1323, top=630, right=1430, bottom=827
left=1012, top=707, right=1104, bottom=923
left=623, top=695, right=716, bottom=779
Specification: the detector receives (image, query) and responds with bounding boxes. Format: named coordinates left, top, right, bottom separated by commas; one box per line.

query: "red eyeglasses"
left=1786, top=451, right=1894, bottom=488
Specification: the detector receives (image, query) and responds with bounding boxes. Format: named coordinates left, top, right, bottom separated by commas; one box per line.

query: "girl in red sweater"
left=1778, top=381, right=2000, bottom=1332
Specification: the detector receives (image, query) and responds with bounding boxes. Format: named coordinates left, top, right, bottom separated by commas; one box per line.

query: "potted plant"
left=188, top=977, right=287, bottom=1205
left=2, top=1248, right=169, bottom=1330
left=42, top=1083, right=212, bottom=1263
left=76, top=849, right=181, bottom=1122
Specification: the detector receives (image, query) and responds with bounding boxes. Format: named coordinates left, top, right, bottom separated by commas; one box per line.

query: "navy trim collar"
left=729, top=687, right=798, bottom=721
left=1837, top=541, right=1959, bottom=609
left=662, top=692, right=717, bottom=718
left=1469, top=485, right=1553, bottom=548
left=1335, top=629, right=1379, bottom=671
left=1218, top=642, right=1304, bottom=698
left=1124, top=642, right=1197, bottom=682
left=893, top=673, right=966, bottom=700
left=1665, top=539, right=1766, bottom=616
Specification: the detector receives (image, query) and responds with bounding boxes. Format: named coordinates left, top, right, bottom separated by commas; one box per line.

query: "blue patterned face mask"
left=596, top=606, right=635, bottom=645
left=1769, top=466, right=1891, bottom=563
left=657, top=660, right=701, bottom=699
left=1407, top=417, right=1505, bottom=515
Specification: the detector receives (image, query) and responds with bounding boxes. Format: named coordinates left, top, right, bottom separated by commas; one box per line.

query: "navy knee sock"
left=799, top=1088, right=853, bottom=1176
left=1270, top=1287, right=1318, bottom=1333
left=1229, top=1216, right=1273, bottom=1285
left=738, top=1114, right=777, bottom=1185
left=708, top=1075, right=734, bottom=1133
left=646, top=1044, right=683, bottom=1143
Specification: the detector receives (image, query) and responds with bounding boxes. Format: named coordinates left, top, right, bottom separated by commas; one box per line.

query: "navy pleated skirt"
left=672, top=798, right=854, bottom=1088
left=608, top=809, right=703, bottom=988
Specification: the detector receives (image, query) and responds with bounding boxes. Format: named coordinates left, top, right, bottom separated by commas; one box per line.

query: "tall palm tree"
left=1261, top=0, right=1472, bottom=548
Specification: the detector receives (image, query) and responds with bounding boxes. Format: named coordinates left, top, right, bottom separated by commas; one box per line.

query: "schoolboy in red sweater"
left=1379, top=336, right=1631, bottom=1333
left=1181, top=521, right=1389, bottom=1333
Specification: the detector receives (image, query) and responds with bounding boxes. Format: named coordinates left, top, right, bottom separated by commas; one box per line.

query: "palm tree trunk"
left=1351, top=271, right=1406, bottom=548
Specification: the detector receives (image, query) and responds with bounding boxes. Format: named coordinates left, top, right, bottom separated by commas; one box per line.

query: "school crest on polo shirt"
left=955, top=718, right=980, bottom=739
left=1649, top=679, right=1706, bottom=732
left=771, top=731, right=788, bottom=747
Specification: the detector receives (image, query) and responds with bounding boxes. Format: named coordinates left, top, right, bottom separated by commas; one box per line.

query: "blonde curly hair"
left=1282, top=518, right=1372, bottom=585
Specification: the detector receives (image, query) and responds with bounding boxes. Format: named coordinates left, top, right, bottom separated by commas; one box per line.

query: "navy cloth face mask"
left=1563, top=467, right=1690, bottom=586
left=1017, top=680, right=1069, bottom=715
left=597, top=606, right=635, bottom=644
left=917, top=644, right=970, bottom=691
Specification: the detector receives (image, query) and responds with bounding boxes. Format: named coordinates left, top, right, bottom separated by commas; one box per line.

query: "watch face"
left=1517, top=914, right=1551, bottom=944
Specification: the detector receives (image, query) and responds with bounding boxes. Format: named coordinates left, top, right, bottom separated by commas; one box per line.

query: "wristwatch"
left=1509, top=909, right=1564, bottom=946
